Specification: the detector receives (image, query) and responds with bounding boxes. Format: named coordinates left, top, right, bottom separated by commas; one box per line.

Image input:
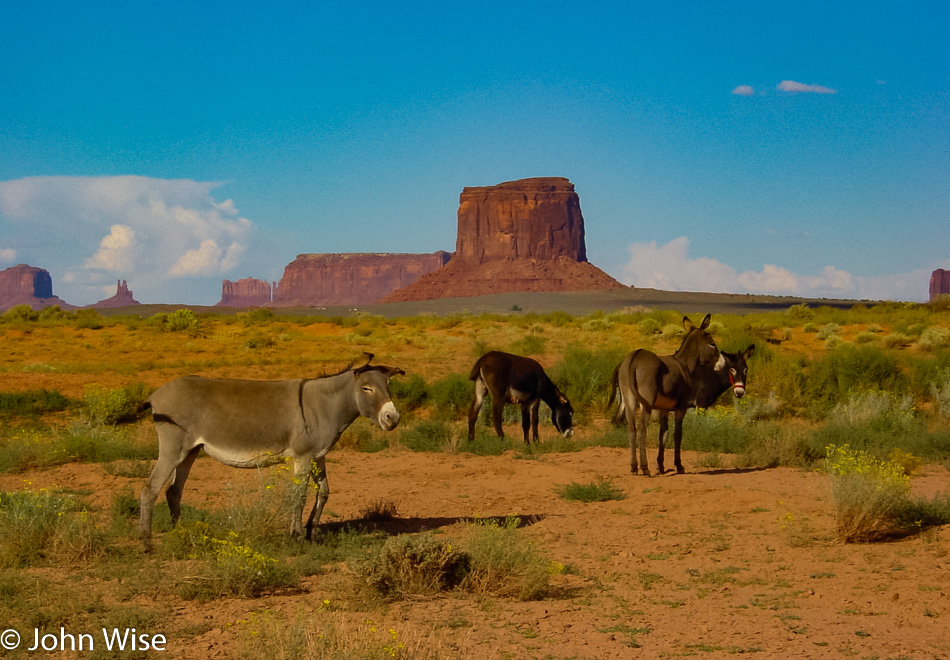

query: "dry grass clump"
left=353, top=518, right=551, bottom=602
left=824, top=444, right=911, bottom=543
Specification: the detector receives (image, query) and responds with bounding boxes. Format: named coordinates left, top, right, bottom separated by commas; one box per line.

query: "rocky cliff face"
left=272, top=252, right=451, bottom=307
left=381, top=177, right=623, bottom=303
left=931, top=269, right=950, bottom=301
left=93, top=280, right=140, bottom=308
left=0, top=264, right=74, bottom=311
left=455, top=177, right=587, bottom=264
left=218, top=277, right=274, bottom=307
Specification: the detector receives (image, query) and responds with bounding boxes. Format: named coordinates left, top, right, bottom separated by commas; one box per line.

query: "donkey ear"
left=743, top=344, right=756, bottom=359
left=376, top=366, right=406, bottom=379
left=682, top=316, right=695, bottom=331
left=349, top=352, right=374, bottom=372
left=699, top=313, right=712, bottom=330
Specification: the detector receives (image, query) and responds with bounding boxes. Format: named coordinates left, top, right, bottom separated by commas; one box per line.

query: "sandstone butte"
left=0, top=264, right=74, bottom=311
left=271, top=252, right=452, bottom=307
left=93, top=280, right=140, bottom=308
left=931, top=269, right=950, bottom=301
left=379, top=177, right=624, bottom=303
left=217, top=277, right=275, bottom=307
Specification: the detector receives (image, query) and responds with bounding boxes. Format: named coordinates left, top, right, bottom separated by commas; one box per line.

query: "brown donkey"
left=468, top=351, right=574, bottom=444
left=613, top=314, right=723, bottom=475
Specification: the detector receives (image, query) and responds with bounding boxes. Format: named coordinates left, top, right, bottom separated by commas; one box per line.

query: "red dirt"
left=5, top=445, right=948, bottom=659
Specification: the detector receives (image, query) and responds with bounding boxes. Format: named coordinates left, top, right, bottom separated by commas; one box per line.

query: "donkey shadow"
left=315, top=512, right=546, bottom=537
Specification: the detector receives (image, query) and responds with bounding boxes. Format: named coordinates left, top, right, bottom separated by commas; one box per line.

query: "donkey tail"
left=469, top=357, right=483, bottom=382
left=606, top=362, right=621, bottom=408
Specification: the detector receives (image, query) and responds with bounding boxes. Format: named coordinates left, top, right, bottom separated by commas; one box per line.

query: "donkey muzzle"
left=732, top=383, right=746, bottom=398
left=378, top=401, right=401, bottom=431
left=562, top=428, right=574, bottom=439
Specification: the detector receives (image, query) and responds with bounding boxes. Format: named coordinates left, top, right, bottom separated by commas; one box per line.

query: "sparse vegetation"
left=0, top=302, right=949, bottom=655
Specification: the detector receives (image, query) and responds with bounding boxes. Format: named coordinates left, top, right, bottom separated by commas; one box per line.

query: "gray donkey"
left=138, top=353, right=403, bottom=550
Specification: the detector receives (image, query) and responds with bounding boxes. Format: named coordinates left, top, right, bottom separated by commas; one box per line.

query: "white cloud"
left=621, top=237, right=928, bottom=302
left=777, top=80, right=837, bottom=94
left=0, top=248, right=16, bottom=262
left=732, top=85, right=755, bottom=96
left=0, top=176, right=255, bottom=304
left=84, top=224, right=136, bottom=271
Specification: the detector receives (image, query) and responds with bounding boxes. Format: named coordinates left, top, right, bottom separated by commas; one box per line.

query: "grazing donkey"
left=468, top=351, right=574, bottom=444
left=138, top=353, right=403, bottom=550
left=612, top=314, right=724, bottom=475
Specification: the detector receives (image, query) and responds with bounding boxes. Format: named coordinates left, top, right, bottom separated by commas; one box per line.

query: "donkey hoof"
left=676, top=467, right=686, bottom=475
left=640, top=469, right=652, bottom=477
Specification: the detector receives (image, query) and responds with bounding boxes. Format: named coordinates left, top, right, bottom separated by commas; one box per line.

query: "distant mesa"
left=0, top=264, right=75, bottom=312
left=218, top=277, right=275, bottom=307
left=270, top=252, right=452, bottom=307
left=221, top=177, right=625, bottom=308
left=380, top=177, right=624, bottom=302
left=92, top=280, right=140, bottom=308
left=931, top=269, right=950, bottom=301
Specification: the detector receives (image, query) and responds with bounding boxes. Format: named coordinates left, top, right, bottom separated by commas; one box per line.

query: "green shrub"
left=816, top=323, right=841, bottom=340
left=684, top=409, right=755, bottom=454
left=428, top=373, right=472, bottom=418
left=549, top=345, right=627, bottom=412
left=509, top=333, right=547, bottom=356
left=807, top=345, right=904, bottom=408
left=74, top=308, right=104, bottom=330
left=0, top=490, right=106, bottom=567
left=388, top=374, right=428, bottom=411
left=637, top=318, right=663, bottom=335
left=931, top=371, right=950, bottom=419
left=82, top=383, right=150, bottom=424
left=555, top=478, right=625, bottom=503
left=399, top=420, right=454, bottom=452
left=918, top=327, right=950, bottom=351
left=461, top=517, right=551, bottom=600
left=824, top=444, right=911, bottom=542
left=355, top=533, right=471, bottom=600
left=0, top=389, right=71, bottom=417
left=2, top=305, right=38, bottom=323
left=458, top=430, right=512, bottom=456
left=158, top=308, right=200, bottom=335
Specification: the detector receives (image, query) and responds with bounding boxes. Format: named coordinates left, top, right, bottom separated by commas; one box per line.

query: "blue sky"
left=1, top=1, right=947, bottom=305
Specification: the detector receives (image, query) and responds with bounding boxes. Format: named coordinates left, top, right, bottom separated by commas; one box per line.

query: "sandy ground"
left=5, top=445, right=948, bottom=659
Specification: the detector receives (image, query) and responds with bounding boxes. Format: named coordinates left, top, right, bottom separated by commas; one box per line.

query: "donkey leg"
left=165, top=446, right=201, bottom=526
left=304, top=456, right=329, bottom=541
left=289, top=454, right=314, bottom=537
left=673, top=410, right=687, bottom=474
left=623, top=397, right=638, bottom=473
left=636, top=406, right=652, bottom=476
left=139, top=424, right=191, bottom=551
left=656, top=413, right=669, bottom=474
left=530, top=399, right=541, bottom=444
left=467, top=378, right=487, bottom=441
left=491, top=397, right=506, bottom=439
left=520, top=403, right=531, bottom=445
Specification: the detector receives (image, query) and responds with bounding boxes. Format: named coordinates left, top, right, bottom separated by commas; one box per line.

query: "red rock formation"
left=381, top=177, right=624, bottom=303
left=93, top=280, right=140, bottom=308
left=931, top=269, right=950, bottom=301
left=272, top=252, right=451, bottom=307
left=0, top=264, right=74, bottom=311
left=218, top=277, right=274, bottom=307
left=455, top=177, right=587, bottom=263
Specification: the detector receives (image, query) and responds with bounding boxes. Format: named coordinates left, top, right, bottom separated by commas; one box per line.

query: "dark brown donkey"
left=613, top=314, right=723, bottom=475
left=610, top=343, right=756, bottom=424
left=468, top=351, right=574, bottom=444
